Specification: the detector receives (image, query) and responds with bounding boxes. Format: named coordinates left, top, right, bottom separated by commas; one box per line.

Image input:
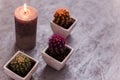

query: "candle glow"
left=24, top=3, right=27, bottom=13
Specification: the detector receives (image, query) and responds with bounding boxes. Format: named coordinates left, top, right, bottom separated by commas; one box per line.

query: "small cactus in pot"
left=3, top=51, right=39, bottom=80
left=42, top=34, right=74, bottom=70
left=7, top=53, right=35, bottom=77
left=50, top=8, right=77, bottom=38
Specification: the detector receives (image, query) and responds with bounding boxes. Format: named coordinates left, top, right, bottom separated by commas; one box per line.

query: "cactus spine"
left=8, top=53, right=33, bottom=77
left=53, top=8, right=71, bottom=29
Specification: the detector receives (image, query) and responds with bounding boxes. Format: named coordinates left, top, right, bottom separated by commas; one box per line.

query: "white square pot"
left=42, top=44, right=74, bottom=71
left=50, top=18, right=77, bottom=38
left=3, top=51, right=39, bottom=80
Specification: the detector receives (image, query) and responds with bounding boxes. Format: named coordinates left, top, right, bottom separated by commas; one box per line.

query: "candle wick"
left=24, top=11, right=27, bottom=14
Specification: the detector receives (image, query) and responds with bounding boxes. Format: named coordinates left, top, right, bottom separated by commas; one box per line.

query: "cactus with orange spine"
left=53, top=8, right=71, bottom=29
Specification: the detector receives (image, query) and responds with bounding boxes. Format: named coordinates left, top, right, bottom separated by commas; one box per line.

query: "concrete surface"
left=1, top=0, right=120, bottom=80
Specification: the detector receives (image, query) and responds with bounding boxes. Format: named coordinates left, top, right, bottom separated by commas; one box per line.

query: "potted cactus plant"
left=3, top=51, right=39, bottom=80
left=42, top=34, right=74, bottom=70
left=50, top=8, right=77, bottom=38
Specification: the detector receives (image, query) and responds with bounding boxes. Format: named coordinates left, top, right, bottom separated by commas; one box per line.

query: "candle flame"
left=24, top=3, right=27, bottom=13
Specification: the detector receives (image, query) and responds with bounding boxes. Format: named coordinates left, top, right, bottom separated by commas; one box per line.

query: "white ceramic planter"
left=3, top=51, right=39, bottom=80
left=50, top=18, right=77, bottom=38
left=42, top=44, right=74, bottom=71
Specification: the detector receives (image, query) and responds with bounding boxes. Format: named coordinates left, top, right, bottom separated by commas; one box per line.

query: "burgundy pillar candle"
left=14, top=4, right=38, bottom=50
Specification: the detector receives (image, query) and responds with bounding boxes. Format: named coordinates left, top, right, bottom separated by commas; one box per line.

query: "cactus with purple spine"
left=48, top=34, right=66, bottom=61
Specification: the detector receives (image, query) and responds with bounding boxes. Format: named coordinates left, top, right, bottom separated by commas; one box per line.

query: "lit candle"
left=15, top=3, right=38, bottom=50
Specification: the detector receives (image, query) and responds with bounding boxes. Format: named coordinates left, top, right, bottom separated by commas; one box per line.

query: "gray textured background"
left=1, top=0, right=120, bottom=80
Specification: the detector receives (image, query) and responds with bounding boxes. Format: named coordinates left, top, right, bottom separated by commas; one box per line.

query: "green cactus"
left=53, top=8, right=72, bottom=29
left=8, top=53, right=34, bottom=77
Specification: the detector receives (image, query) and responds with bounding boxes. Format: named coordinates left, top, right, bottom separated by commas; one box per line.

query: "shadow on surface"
left=66, top=34, right=73, bottom=44
left=38, top=64, right=70, bottom=80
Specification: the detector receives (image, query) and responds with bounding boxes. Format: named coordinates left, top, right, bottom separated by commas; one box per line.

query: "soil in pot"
left=7, top=56, right=36, bottom=77
left=46, top=46, right=71, bottom=62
